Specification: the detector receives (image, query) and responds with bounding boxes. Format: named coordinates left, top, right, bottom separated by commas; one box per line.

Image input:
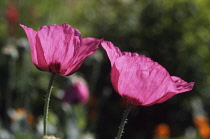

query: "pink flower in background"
left=101, top=40, right=194, bottom=106
left=62, top=81, right=89, bottom=104
left=20, top=23, right=102, bottom=76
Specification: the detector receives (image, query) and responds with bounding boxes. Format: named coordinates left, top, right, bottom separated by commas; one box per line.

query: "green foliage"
left=14, top=132, right=36, bottom=139
left=1, top=0, right=210, bottom=138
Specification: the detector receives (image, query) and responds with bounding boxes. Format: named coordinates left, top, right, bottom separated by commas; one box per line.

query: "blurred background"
left=0, top=0, right=210, bottom=139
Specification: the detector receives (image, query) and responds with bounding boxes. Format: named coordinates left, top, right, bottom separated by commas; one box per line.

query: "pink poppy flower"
left=62, top=81, right=89, bottom=104
left=20, top=23, right=102, bottom=76
left=101, top=40, right=194, bottom=106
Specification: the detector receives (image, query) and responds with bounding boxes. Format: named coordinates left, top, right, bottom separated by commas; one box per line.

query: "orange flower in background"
left=87, top=96, right=99, bottom=121
left=8, top=108, right=35, bottom=126
left=8, top=108, right=27, bottom=122
left=194, top=115, right=209, bottom=128
left=26, top=113, right=35, bottom=125
left=194, top=115, right=210, bottom=138
left=154, top=123, right=170, bottom=138
left=16, top=108, right=25, bottom=113
left=198, top=124, right=210, bottom=138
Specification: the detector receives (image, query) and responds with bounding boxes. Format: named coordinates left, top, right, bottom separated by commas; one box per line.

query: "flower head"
left=62, top=78, right=89, bottom=104
left=154, top=123, right=170, bottom=138
left=20, top=23, right=102, bottom=76
left=101, top=40, right=194, bottom=106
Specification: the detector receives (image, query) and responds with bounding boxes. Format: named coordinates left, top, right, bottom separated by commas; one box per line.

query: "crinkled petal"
left=60, top=38, right=102, bottom=76
left=78, top=37, right=102, bottom=61
left=37, top=23, right=82, bottom=73
left=101, top=41, right=123, bottom=66
left=101, top=40, right=138, bottom=66
left=111, top=55, right=194, bottom=106
left=171, top=76, right=195, bottom=93
left=155, top=76, right=194, bottom=104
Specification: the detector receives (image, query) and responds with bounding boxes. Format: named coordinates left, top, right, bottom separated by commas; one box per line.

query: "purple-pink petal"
left=20, top=25, right=37, bottom=65
left=59, top=38, right=102, bottom=76
left=20, top=24, right=49, bottom=71
left=20, top=23, right=101, bottom=76
left=101, top=41, right=139, bottom=66
left=62, top=81, right=89, bottom=104
left=37, top=23, right=81, bottom=73
left=101, top=41, right=124, bottom=66
left=102, top=40, right=194, bottom=106
left=76, top=37, right=102, bottom=62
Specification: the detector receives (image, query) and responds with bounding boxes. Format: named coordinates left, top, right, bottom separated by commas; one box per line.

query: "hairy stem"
left=43, top=73, right=56, bottom=136
left=116, top=103, right=132, bottom=139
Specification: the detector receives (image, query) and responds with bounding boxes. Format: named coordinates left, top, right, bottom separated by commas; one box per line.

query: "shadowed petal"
left=20, top=24, right=48, bottom=70
left=60, top=38, right=102, bottom=76
left=20, top=24, right=38, bottom=65
left=79, top=38, right=102, bottom=60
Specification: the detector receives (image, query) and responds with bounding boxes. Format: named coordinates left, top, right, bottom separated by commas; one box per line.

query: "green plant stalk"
left=43, top=73, right=56, bottom=136
left=116, top=103, right=132, bottom=139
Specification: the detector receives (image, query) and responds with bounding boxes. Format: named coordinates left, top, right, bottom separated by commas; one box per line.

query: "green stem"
left=116, top=103, right=132, bottom=139
left=43, top=73, right=56, bottom=136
